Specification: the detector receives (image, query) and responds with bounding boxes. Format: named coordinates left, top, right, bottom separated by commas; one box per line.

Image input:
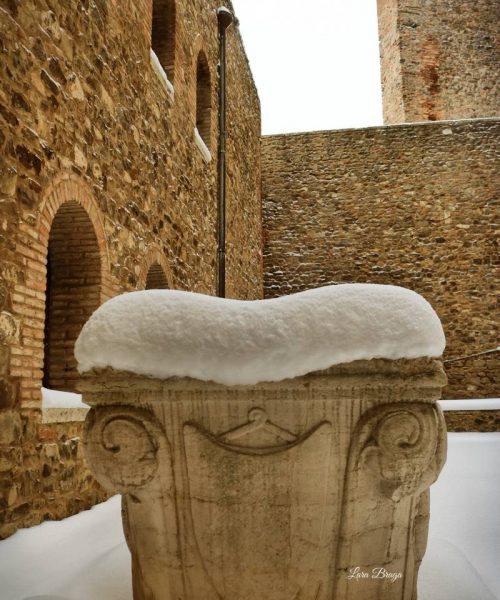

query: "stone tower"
left=377, top=0, right=499, bottom=124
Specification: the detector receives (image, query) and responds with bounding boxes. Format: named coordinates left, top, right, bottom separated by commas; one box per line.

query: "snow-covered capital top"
left=75, top=284, right=445, bottom=386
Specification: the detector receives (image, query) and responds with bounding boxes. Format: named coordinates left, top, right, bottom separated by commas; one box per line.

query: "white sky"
left=230, top=0, right=384, bottom=135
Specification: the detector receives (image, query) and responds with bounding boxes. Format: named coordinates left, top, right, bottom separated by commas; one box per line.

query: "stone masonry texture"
left=377, top=0, right=500, bottom=124
left=261, top=119, right=499, bottom=400
left=0, top=0, right=262, bottom=537
left=444, top=410, right=500, bottom=433
left=0, top=0, right=498, bottom=541
left=0, top=411, right=109, bottom=539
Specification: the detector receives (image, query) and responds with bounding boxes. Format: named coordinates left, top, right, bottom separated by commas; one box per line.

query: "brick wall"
left=145, top=263, right=170, bottom=289
left=377, top=0, right=500, bottom=123
left=377, top=0, right=405, bottom=124
left=262, top=118, right=499, bottom=400
left=0, top=0, right=262, bottom=536
left=151, top=0, right=176, bottom=82
left=44, top=201, right=101, bottom=391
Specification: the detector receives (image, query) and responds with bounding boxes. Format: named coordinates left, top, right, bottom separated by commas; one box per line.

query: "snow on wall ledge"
left=75, top=284, right=446, bottom=386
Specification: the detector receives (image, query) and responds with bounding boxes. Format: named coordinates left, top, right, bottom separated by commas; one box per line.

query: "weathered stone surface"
left=0, top=412, right=108, bottom=539
left=261, top=119, right=499, bottom=400
left=444, top=409, right=500, bottom=432
left=0, top=0, right=262, bottom=536
left=377, top=0, right=499, bottom=123
left=0, top=410, right=22, bottom=445
left=0, top=166, right=17, bottom=196
left=0, top=0, right=495, bottom=544
left=82, top=357, right=447, bottom=600
left=0, top=0, right=262, bottom=403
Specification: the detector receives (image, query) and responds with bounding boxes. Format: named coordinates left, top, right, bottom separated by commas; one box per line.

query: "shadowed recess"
left=43, top=201, right=101, bottom=392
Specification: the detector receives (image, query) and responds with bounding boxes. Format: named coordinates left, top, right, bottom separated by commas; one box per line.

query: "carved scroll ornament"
left=357, top=402, right=447, bottom=501
left=84, top=406, right=164, bottom=494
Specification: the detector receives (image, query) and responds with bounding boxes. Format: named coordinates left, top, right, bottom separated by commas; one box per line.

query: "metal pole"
left=217, top=7, right=233, bottom=298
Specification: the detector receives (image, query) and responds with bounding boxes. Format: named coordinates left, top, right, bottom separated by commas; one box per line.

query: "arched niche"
left=196, top=50, right=212, bottom=146
left=145, top=263, right=170, bottom=289
left=152, top=0, right=176, bottom=82
left=43, top=201, right=102, bottom=391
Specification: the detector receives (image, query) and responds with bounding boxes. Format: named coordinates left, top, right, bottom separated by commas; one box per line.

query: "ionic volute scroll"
left=357, top=402, right=447, bottom=502
left=83, top=406, right=165, bottom=495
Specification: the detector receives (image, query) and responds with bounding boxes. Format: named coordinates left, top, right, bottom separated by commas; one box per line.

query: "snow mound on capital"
left=75, top=284, right=445, bottom=386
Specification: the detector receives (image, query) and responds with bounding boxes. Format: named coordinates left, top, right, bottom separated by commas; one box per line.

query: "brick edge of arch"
left=191, top=36, right=213, bottom=82
left=139, top=247, right=174, bottom=289
left=191, top=36, right=213, bottom=138
left=39, top=173, right=113, bottom=301
left=11, top=174, right=113, bottom=410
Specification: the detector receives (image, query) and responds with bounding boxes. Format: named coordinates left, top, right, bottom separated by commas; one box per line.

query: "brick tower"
left=377, top=0, right=499, bottom=124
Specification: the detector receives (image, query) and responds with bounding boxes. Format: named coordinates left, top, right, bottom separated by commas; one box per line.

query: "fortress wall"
left=262, top=118, right=499, bottom=400
left=0, top=0, right=262, bottom=536
left=377, top=0, right=499, bottom=123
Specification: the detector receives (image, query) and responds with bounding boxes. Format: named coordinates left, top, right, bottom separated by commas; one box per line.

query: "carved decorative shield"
left=183, top=409, right=334, bottom=600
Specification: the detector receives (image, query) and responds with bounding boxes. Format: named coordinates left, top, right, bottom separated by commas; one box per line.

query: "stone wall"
left=377, top=0, right=499, bottom=123
left=262, top=118, right=499, bottom=400
left=0, top=0, right=262, bottom=537
left=0, top=410, right=108, bottom=539
left=444, top=410, right=500, bottom=433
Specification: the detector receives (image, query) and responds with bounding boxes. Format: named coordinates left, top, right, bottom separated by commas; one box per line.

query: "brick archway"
left=11, top=175, right=113, bottom=406
left=195, top=49, right=212, bottom=146
left=151, top=0, right=177, bottom=83
left=40, top=176, right=110, bottom=392
left=39, top=175, right=109, bottom=277
left=190, top=36, right=214, bottom=147
left=43, top=202, right=100, bottom=390
left=145, top=264, right=169, bottom=289
left=139, top=247, right=173, bottom=290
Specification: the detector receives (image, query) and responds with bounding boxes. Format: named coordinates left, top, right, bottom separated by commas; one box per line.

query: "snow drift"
left=75, top=284, right=445, bottom=386
left=42, top=387, right=87, bottom=409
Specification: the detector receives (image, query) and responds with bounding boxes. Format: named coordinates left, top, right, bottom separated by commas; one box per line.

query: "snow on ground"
left=75, top=285, right=445, bottom=386
left=41, top=387, right=88, bottom=410
left=0, top=432, right=498, bottom=600
left=419, top=433, right=500, bottom=600
left=0, top=495, right=130, bottom=600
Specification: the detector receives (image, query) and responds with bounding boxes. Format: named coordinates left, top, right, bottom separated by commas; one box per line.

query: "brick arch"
left=151, top=0, right=177, bottom=83
left=191, top=35, right=213, bottom=81
left=139, top=247, right=173, bottom=290
left=190, top=36, right=214, bottom=145
left=145, top=264, right=169, bottom=289
left=195, top=48, right=212, bottom=147
left=39, top=175, right=109, bottom=276
left=38, top=175, right=111, bottom=391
